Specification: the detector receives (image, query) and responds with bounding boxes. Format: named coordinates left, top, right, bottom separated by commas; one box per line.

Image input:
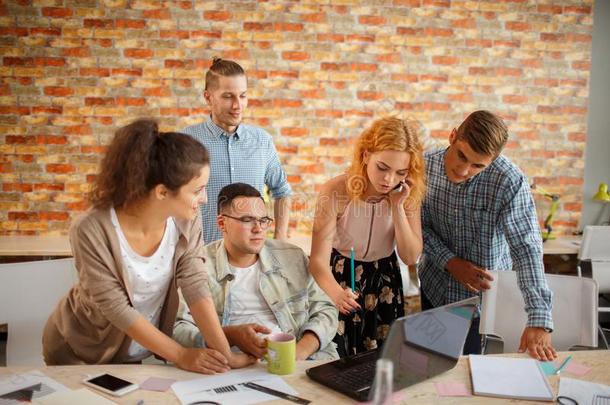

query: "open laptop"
left=306, top=296, right=479, bottom=401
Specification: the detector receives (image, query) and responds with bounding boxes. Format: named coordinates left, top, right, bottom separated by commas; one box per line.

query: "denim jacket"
left=174, top=239, right=339, bottom=360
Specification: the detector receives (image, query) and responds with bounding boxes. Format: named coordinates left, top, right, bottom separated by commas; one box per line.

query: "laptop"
left=306, top=296, right=479, bottom=401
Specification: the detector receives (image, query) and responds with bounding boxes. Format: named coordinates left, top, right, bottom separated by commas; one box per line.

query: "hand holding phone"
left=391, top=181, right=404, bottom=193
left=83, top=373, right=139, bottom=397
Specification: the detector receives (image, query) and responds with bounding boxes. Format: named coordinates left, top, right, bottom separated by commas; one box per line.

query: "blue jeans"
left=420, top=292, right=484, bottom=355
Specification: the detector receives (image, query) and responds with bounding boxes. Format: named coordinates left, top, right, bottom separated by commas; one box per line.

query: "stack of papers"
left=172, top=369, right=298, bottom=405
left=469, top=355, right=554, bottom=401
left=0, top=371, right=68, bottom=404
left=558, top=377, right=610, bottom=404
left=34, top=388, right=116, bottom=405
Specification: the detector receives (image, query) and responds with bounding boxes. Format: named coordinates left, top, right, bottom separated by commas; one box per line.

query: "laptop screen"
left=403, top=299, right=476, bottom=359
left=378, top=297, right=478, bottom=394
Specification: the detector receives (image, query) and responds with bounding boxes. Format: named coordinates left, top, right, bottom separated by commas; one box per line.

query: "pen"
left=350, top=246, right=355, bottom=292
left=555, top=355, right=573, bottom=375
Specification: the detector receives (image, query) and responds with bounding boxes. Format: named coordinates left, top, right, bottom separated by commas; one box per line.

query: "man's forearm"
left=273, top=196, right=291, bottom=239
left=296, top=331, right=320, bottom=360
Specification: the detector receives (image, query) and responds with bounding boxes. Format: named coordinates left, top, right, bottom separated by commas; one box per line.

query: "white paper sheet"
left=469, top=355, right=554, bottom=401
left=33, top=388, right=117, bottom=405
left=0, top=370, right=68, bottom=402
left=558, top=377, right=610, bottom=404
left=171, top=369, right=298, bottom=405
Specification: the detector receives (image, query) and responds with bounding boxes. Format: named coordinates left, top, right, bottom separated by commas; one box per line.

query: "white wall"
left=582, top=0, right=610, bottom=227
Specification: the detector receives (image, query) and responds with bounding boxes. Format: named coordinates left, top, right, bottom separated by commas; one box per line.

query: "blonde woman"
left=309, top=117, right=426, bottom=356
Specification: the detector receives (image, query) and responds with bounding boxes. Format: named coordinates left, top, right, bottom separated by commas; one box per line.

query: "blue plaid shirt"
left=419, top=148, right=553, bottom=330
left=182, top=118, right=292, bottom=243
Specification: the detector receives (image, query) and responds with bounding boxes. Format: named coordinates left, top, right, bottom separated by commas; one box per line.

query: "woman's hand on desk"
left=228, top=352, right=257, bottom=369
left=176, top=347, right=230, bottom=374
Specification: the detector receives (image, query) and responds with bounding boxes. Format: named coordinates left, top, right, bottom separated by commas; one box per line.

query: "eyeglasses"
left=221, top=214, right=274, bottom=229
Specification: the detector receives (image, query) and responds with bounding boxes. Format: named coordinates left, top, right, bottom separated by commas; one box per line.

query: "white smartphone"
left=391, top=180, right=405, bottom=193
left=82, top=373, right=139, bottom=397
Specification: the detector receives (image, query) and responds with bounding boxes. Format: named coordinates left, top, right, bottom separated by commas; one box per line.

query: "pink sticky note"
left=435, top=382, right=472, bottom=397
left=140, top=377, right=176, bottom=392
left=564, top=362, right=591, bottom=377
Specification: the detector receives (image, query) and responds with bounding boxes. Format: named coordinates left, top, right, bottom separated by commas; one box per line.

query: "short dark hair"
left=205, top=57, right=246, bottom=91
left=217, top=183, right=263, bottom=213
left=89, top=119, right=209, bottom=209
left=455, top=110, right=508, bottom=157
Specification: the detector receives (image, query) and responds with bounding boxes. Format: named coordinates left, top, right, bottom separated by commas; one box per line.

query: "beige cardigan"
left=43, top=208, right=210, bottom=365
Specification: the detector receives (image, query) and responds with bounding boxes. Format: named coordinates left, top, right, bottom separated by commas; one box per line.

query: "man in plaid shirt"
left=183, top=58, right=292, bottom=244
left=419, top=110, right=557, bottom=361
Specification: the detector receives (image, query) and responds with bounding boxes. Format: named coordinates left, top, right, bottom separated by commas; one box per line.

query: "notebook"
left=469, top=355, right=554, bottom=401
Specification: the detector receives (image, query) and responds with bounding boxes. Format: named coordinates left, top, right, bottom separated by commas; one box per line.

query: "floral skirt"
left=331, top=248, right=404, bottom=357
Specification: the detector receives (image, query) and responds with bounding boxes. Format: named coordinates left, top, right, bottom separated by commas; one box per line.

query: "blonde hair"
left=347, top=116, right=426, bottom=208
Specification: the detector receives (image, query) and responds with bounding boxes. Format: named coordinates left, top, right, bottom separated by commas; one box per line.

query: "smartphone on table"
left=83, top=373, right=139, bottom=397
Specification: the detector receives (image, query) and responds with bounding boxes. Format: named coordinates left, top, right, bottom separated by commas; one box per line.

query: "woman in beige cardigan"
left=43, top=119, right=254, bottom=373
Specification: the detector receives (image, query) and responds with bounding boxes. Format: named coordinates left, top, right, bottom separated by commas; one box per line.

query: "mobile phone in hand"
left=391, top=181, right=405, bottom=193
left=82, top=373, right=138, bottom=397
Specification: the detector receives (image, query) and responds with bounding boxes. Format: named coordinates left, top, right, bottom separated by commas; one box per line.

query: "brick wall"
left=0, top=1, right=593, bottom=236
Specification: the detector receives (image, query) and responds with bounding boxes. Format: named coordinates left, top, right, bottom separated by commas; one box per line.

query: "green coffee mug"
left=264, top=332, right=296, bottom=375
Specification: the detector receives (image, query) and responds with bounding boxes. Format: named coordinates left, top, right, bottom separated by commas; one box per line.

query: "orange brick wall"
left=0, top=1, right=593, bottom=236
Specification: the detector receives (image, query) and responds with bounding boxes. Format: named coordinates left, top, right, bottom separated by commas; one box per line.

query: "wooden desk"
left=0, top=234, right=581, bottom=258
left=1, top=351, right=608, bottom=404
left=542, top=236, right=582, bottom=255
left=0, top=236, right=71, bottom=259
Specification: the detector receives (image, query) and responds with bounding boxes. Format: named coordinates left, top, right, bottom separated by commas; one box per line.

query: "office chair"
left=578, top=225, right=610, bottom=349
left=0, top=258, right=76, bottom=365
left=480, top=270, right=599, bottom=353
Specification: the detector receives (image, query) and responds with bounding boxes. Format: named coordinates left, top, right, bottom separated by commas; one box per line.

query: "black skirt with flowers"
left=330, top=248, right=405, bottom=357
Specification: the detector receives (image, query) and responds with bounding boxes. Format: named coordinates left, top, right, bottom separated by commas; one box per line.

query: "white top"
left=110, top=208, right=179, bottom=361
left=227, top=260, right=282, bottom=334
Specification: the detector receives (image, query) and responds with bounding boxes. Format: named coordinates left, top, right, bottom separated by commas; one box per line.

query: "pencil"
left=555, top=355, right=573, bottom=375
left=350, top=246, right=355, bottom=292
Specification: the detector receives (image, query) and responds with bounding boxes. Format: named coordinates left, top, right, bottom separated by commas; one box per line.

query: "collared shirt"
left=182, top=118, right=292, bottom=243
left=419, top=148, right=553, bottom=330
left=173, top=239, right=339, bottom=360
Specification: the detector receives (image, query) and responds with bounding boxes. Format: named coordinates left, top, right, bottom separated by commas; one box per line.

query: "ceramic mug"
left=264, top=332, right=296, bottom=375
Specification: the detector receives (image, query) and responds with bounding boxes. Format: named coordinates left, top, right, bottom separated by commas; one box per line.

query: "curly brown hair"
left=347, top=116, right=426, bottom=208
left=89, top=119, right=210, bottom=209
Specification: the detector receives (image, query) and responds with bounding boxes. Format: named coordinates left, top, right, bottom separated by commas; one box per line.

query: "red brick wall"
left=0, top=1, right=593, bottom=236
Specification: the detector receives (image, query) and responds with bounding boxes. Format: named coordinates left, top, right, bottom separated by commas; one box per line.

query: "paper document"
left=33, top=388, right=117, bottom=405
left=0, top=371, right=68, bottom=404
left=558, top=377, right=610, bottom=405
left=469, top=355, right=554, bottom=401
left=171, top=368, right=298, bottom=405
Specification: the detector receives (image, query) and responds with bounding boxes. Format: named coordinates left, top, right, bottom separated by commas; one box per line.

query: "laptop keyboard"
left=327, top=361, right=376, bottom=390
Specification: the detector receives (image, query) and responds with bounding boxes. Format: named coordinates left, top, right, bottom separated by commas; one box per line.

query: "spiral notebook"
left=469, top=355, right=554, bottom=401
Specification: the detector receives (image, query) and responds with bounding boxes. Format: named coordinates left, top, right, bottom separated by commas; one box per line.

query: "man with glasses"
left=173, top=183, right=339, bottom=360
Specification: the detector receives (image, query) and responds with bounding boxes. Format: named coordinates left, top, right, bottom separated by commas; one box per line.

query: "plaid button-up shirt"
left=182, top=118, right=292, bottom=243
left=419, top=148, right=553, bottom=330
